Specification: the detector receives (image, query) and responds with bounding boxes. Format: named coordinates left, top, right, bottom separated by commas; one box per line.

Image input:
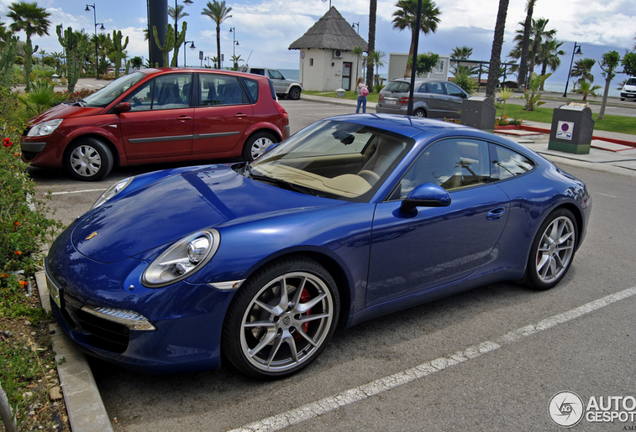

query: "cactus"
left=170, top=21, right=187, bottom=68
left=109, top=30, right=129, bottom=79
left=153, top=24, right=174, bottom=68
left=56, top=25, right=90, bottom=92
left=0, top=36, right=18, bottom=88
left=125, top=59, right=130, bottom=75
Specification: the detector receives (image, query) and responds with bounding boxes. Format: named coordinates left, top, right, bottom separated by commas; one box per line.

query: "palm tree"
left=517, top=0, right=535, bottom=90
left=201, top=1, right=232, bottom=69
left=598, top=51, right=620, bottom=119
left=571, top=58, right=596, bottom=88
left=169, top=4, right=190, bottom=24
left=526, top=18, right=555, bottom=77
left=392, top=0, right=441, bottom=78
left=369, top=50, right=386, bottom=87
left=450, top=46, right=476, bottom=76
left=352, top=45, right=364, bottom=83
left=575, top=79, right=601, bottom=102
left=366, top=0, right=377, bottom=89
left=7, top=1, right=51, bottom=91
left=537, top=38, right=564, bottom=89
left=486, top=0, right=509, bottom=101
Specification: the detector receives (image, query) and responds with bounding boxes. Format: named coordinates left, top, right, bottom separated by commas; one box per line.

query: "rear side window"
left=198, top=74, right=247, bottom=106
left=250, top=68, right=265, bottom=76
left=240, top=77, right=259, bottom=103
left=268, top=79, right=277, bottom=100
left=384, top=81, right=410, bottom=92
left=490, top=144, right=535, bottom=180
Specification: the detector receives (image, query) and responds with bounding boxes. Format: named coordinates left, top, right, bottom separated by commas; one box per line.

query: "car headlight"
left=91, top=177, right=134, bottom=210
left=142, top=230, right=220, bottom=288
left=27, top=119, right=63, bottom=137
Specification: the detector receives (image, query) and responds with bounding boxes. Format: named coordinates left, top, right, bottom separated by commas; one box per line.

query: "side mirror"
left=114, top=102, right=131, bottom=113
left=401, top=182, right=451, bottom=213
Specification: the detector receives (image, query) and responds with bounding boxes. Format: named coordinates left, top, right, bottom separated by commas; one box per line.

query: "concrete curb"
left=35, top=271, right=114, bottom=432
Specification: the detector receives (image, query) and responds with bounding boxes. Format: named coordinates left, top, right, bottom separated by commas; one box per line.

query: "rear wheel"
left=242, top=131, right=277, bottom=161
left=413, top=109, right=427, bottom=118
left=222, top=257, right=339, bottom=379
left=526, top=208, right=577, bottom=290
left=64, top=138, right=114, bottom=181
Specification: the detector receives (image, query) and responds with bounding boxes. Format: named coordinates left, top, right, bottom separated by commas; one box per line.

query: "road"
left=31, top=100, right=636, bottom=431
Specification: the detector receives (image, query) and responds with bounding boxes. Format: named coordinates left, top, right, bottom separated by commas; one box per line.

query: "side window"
left=418, top=83, right=428, bottom=93
left=428, top=82, right=444, bottom=94
left=250, top=68, right=265, bottom=76
left=394, top=138, right=490, bottom=199
left=240, top=77, right=259, bottom=103
left=443, top=82, right=464, bottom=98
left=198, top=74, right=246, bottom=106
left=490, top=144, right=535, bottom=180
left=268, top=70, right=284, bottom=80
left=126, top=74, right=191, bottom=111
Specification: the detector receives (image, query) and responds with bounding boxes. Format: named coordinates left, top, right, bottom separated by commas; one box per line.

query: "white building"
left=388, top=53, right=450, bottom=81
left=289, top=7, right=369, bottom=92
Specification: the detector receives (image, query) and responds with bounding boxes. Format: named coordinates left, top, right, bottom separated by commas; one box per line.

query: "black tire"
left=287, top=87, right=301, bottom=100
left=64, top=138, right=114, bottom=181
left=413, top=108, right=427, bottom=118
left=242, top=131, right=277, bottom=161
left=526, top=208, right=578, bottom=290
left=222, top=257, right=340, bottom=379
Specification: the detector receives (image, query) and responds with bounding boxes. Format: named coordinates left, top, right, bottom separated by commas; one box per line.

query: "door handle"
left=487, top=207, right=506, bottom=220
left=235, top=113, right=248, bottom=118
left=177, top=116, right=192, bottom=121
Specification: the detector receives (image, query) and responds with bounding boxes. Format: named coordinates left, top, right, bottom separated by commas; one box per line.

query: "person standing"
left=356, top=77, right=368, bottom=113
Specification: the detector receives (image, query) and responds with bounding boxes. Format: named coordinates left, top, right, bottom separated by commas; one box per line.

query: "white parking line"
left=47, top=188, right=107, bottom=196
left=229, top=286, right=636, bottom=432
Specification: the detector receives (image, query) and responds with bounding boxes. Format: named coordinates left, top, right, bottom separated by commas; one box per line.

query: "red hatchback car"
left=21, top=68, right=290, bottom=181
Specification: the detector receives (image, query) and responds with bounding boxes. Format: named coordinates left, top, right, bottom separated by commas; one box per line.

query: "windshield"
left=250, top=120, right=413, bottom=202
left=81, top=72, right=146, bottom=107
left=626, top=78, right=636, bottom=86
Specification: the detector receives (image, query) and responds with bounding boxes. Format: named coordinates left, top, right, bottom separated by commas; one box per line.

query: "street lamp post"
left=84, top=4, right=104, bottom=79
left=351, top=22, right=359, bottom=33
left=174, top=0, right=193, bottom=67
left=183, top=41, right=195, bottom=67
left=563, top=42, right=583, bottom=97
left=229, top=27, right=238, bottom=69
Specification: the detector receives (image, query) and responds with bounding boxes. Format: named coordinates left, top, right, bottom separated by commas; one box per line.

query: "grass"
left=496, top=104, right=636, bottom=135
left=303, top=91, right=636, bottom=136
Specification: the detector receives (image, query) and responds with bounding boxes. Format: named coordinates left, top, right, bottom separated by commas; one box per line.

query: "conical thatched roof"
left=289, top=7, right=368, bottom=52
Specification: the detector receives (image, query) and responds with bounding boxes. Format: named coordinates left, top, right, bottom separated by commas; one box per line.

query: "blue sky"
left=1, top=0, right=634, bottom=85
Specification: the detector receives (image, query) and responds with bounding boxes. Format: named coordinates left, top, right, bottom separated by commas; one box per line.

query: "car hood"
left=72, top=165, right=344, bottom=263
left=29, top=103, right=102, bottom=124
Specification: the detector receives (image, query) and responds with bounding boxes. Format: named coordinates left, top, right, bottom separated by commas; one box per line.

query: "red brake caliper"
left=294, top=288, right=311, bottom=340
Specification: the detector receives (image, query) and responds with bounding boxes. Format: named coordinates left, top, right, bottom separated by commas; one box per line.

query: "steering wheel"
left=358, top=170, right=380, bottom=185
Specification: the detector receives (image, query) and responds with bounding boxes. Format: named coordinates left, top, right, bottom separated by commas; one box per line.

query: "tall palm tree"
left=517, top=0, right=536, bottom=90
left=366, top=0, right=377, bottom=89
left=169, top=4, right=190, bottom=24
left=526, top=18, right=555, bottom=77
left=537, top=38, right=564, bottom=89
left=7, top=1, right=51, bottom=91
left=392, top=0, right=441, bottom=78
left=352, top=45, right=364, bottom=83
left=486, top=0, right=509, bottom=101
left=571, top=58, right=596, bottom=87
left=201, top=0, right=232, bottom=69
left=451, top=46, right=472, bottom=60
left=369, top=50, right=386, bottom=86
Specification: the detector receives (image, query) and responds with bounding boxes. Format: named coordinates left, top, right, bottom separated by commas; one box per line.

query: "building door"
left=342, top=62, right=352, bottom=91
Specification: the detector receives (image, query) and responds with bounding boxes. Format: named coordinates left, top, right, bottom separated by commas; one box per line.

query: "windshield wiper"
left=72, top=99, right=88, bottom=107
left=251, top=174, right=318, bottom=196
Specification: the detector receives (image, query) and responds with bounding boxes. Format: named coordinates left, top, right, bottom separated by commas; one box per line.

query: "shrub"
left=453, top=69, right=477, bottom=95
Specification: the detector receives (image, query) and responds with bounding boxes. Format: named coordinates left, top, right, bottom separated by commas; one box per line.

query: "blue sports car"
left=45, top=114, right=591, bottom=379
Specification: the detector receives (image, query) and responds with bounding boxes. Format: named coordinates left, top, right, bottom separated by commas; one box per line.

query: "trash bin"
left=548, top=104, right=594, bottom=154
left=461, top=97, right=496, bottom=131
left=336, top=88, right=345, bottom=98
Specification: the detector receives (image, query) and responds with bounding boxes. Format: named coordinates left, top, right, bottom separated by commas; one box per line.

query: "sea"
left=279, top=69, right=623, bottom=98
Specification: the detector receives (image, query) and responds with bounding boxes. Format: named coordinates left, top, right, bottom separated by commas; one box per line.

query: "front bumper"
left=46, top=223, right=236, bottom=373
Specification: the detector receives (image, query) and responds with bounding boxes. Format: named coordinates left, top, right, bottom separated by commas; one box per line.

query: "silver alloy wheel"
left=250, top=137, right=274, bottom=160
left=535, top=216, right=575, bottom=284
left=239, top=271, right=334, bottom=373
left=70, top=144, right=102, bottom=178
left=414, top=109, right=425, bottom=117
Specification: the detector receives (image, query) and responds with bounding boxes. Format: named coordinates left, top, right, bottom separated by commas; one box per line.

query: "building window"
left=310, top=58, right=314, bottom=66
left=436, top=60, right=445, bottom=74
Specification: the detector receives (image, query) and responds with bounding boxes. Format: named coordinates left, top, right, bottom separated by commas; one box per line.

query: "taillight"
left=378, top=94, right=384, bottom=102
left=399, top=97, right=410, bottom=104
left=274, top=101, right=288, bottom=120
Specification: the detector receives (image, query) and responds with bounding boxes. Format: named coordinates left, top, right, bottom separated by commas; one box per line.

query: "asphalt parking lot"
left=31, top=99, right=636, bottom=431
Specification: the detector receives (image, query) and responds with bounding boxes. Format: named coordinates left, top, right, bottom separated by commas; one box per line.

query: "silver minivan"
left=376, top=78, right=468, bottom=119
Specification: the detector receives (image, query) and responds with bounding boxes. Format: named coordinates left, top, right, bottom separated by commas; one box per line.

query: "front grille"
left=75, top=309, right=130, bottom=353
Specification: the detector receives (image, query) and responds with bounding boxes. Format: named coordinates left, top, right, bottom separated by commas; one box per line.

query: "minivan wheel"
left=413, top=109, right=427, bottom=117
left=65, top=138, right=114, bottom=181
left=243, top=131, right=277, bottom=161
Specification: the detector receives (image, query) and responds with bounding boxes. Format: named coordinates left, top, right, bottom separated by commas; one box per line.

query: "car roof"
left=391, top=78, right=445, bottom=84
left=137, top=67, right=266, bottom=81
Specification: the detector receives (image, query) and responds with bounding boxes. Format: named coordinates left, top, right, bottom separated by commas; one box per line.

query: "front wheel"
left=287, top=87, right=301, bottom=100
left=242, top=131, right=277, bottom=161
left=64, top=138, right=114, bottom=181
left=526, top=208, right=577, bottom=290
left=222, top=258, right=340, bottom=379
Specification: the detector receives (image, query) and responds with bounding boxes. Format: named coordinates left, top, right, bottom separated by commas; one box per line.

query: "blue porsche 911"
left=45, top=114, right=591, bottom=379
